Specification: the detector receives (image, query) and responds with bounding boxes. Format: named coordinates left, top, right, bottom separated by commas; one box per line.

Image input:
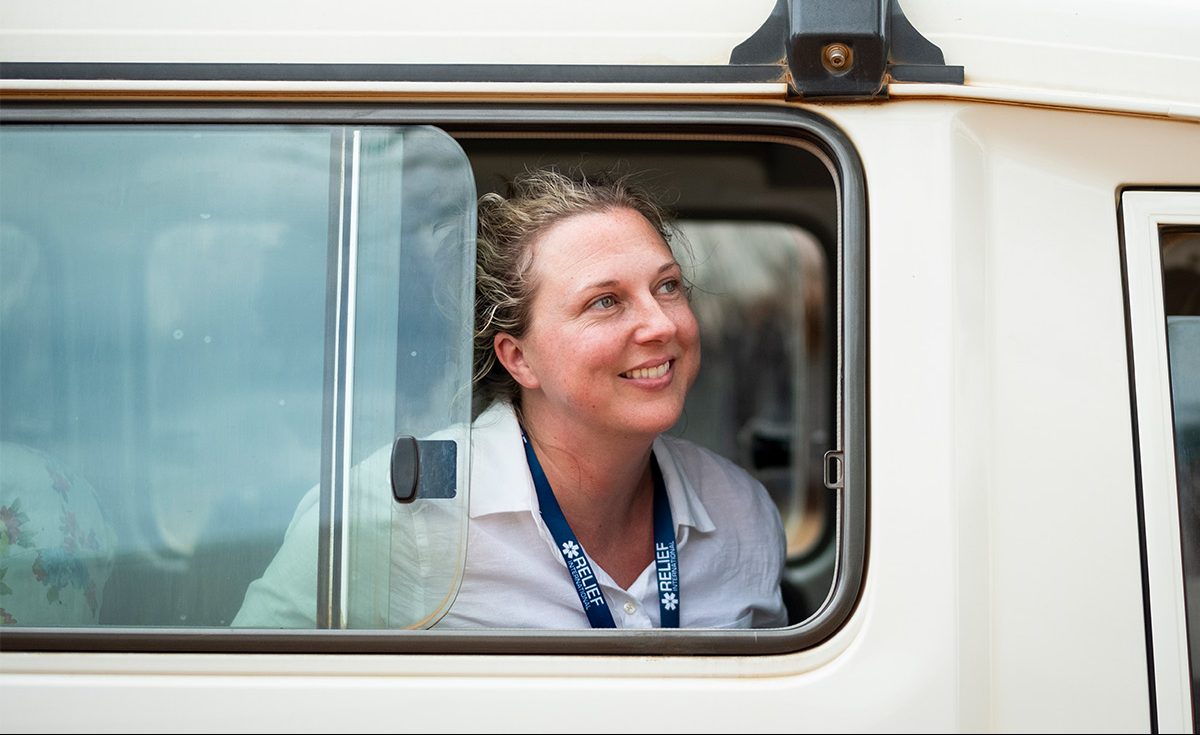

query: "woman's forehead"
left=528, top=208, right=673, bottom=273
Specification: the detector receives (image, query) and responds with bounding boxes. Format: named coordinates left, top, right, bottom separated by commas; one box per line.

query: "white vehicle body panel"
left=2, top=1, right=1199, bottom=731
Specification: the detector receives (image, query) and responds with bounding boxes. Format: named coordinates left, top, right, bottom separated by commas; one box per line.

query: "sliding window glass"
left=0, top=125, right=476, bottom=630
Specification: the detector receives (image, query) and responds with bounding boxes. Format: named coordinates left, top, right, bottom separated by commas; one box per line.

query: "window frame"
left=0, top=102, right=868, bottom=656
left=1121, top=188, right=1200, bottom=732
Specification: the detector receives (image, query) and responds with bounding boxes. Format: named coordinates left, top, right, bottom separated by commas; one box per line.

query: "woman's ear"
left=493, top=332, right=540, bottom=389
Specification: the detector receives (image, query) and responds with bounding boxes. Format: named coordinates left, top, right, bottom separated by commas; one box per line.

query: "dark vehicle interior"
left=462, top=135, right=841, bottom=623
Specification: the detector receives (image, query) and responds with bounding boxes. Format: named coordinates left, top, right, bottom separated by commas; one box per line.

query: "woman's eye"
left=591, top=295, right=617, bottom=310
left=658, top=279, right=679, bottom=294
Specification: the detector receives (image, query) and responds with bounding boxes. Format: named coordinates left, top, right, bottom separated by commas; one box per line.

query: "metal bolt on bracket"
left=822, top=43, right=853, bottom=74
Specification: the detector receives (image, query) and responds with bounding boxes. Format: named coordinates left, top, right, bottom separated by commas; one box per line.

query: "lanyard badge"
left=522, top=433, right=680, bottom=629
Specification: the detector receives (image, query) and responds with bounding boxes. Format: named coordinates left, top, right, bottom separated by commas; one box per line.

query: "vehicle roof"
left=904, top=0, right=1198, bottom=117
left=1, top=0, right=1197, bottom=116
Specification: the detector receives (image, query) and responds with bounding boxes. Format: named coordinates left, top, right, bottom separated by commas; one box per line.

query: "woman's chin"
left=613, top=404, right=685, bottom=438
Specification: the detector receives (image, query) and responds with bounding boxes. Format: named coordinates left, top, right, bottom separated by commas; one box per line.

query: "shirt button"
left=623, top=601, right=637, bottom=614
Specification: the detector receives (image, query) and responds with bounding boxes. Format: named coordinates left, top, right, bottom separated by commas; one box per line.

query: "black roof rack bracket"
left=730, top=0, right=964, bottom=99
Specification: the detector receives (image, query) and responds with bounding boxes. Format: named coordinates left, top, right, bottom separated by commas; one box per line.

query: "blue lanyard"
left=521, top=433, right=680, bottom=628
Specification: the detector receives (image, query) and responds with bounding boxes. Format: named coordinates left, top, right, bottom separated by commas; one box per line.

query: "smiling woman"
left=456, top=168, right=784, bottom=627
left=236, top=167, right=788, bottom=629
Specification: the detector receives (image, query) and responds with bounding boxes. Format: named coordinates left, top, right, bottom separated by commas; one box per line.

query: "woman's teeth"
left=622, top=361, right=671, bottom=380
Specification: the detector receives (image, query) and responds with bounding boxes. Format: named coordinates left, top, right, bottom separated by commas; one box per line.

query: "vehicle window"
left=0, top=125, right=476, bottom=629
left=1163, top=228, right=1200, bottom=708
left=1, top=111, right=863, bottom=653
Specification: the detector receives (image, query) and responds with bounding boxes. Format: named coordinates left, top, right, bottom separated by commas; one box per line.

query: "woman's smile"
left=620, top=359, right=673, bottom=381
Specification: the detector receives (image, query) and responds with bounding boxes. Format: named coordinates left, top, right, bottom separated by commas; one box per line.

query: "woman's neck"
left=520, top=400, right=657, bottom=586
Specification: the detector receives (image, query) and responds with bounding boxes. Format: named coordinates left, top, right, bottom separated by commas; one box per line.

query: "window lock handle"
left=391, top=435, right=459, bottom=503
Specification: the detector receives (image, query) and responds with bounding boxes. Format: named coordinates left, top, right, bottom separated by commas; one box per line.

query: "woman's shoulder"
left=655, top=434, right=787, bottom=604
left=656, top=433, right=755, bottom=485
left=654, top=434, right=780, bottom=521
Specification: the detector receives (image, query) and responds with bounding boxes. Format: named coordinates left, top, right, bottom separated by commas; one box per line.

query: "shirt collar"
left=651, top=433, right=716, bottom=534
left=468, top=401, right=716, bottom=534
left=468, top=401, right=536, bottom=518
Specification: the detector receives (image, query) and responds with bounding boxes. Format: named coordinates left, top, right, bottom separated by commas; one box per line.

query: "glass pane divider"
left=318, top=128, right=361, bottom=630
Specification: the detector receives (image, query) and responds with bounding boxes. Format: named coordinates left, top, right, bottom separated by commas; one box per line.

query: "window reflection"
left=669, top=220, right=833, bottom=619
left=0, top=128, right=332, bottom=627
left=0, top=125, right=476, bottom=631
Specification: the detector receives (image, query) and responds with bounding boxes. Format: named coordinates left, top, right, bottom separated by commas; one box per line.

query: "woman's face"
left=499, top=206, right=700, bottom=440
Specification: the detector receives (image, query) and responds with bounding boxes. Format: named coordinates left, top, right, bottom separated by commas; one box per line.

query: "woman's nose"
left=633, top=297, right=678, bottom=343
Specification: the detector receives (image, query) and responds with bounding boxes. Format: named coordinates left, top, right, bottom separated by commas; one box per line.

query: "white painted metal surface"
left=0, top=0, right=775, bottom=65
left=3, top=1, right=1200, bottom=731
left=904, top=0, right=1200, bottom=113
left=2, top=0, right=1199, bottom=120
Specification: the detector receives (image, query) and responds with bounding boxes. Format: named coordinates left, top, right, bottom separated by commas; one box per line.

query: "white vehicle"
left=1, top=0, right=1198, bottom=731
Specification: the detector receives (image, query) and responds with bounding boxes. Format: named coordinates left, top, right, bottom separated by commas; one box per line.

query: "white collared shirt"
left=440, top=401, right=786, bottom=628
left=234, top=401, right=787, bottom=630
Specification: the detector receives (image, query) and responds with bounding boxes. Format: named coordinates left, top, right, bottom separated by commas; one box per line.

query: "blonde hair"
left=472, top=167, right=676, bottom=418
